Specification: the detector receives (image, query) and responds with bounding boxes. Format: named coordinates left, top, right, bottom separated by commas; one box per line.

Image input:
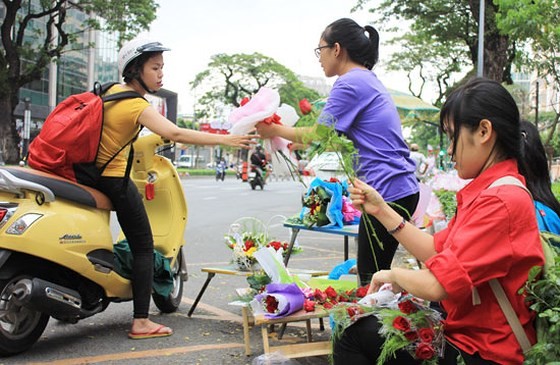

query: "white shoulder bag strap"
left=485, top=176, right=532, bottom=353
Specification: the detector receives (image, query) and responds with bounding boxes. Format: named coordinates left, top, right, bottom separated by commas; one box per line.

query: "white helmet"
left=118, top=38, right=170, bottom=77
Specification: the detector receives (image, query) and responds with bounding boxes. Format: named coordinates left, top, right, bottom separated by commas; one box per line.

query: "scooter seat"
left=2, top=167, right=113, bottom=210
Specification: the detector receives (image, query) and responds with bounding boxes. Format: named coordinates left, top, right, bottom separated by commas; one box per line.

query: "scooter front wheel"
left=0, top=275, right=50, bottom=356
left=152, top=250, right=184, bottom=313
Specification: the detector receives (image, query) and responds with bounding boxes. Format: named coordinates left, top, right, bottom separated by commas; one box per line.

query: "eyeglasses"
left=314, top=45, right=333, bottom=58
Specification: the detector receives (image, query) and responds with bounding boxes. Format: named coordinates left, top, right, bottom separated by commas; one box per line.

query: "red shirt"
left=425, top=159, right=544, bottom=364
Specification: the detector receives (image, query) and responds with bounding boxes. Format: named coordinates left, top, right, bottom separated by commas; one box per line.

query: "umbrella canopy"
left=387, top=89, right=439, bottom=123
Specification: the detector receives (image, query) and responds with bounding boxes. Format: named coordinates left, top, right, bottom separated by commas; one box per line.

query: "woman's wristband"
left=387, top=217, right=407, bottom=235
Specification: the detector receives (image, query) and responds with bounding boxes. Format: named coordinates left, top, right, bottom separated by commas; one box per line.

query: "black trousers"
left=97, top=177, right=154, bottom=319
left=332, top=315, right=499, bottom=365
left=357, top=192, right=419, bottom=286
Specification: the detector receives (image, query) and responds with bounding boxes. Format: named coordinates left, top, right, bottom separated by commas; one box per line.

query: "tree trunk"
left=0, top=96, right=20, bottom=164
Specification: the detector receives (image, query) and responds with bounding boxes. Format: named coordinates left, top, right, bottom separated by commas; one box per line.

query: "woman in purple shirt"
left=257, top=18, right=419, bottom=286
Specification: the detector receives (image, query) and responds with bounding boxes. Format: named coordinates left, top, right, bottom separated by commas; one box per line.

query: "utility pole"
left=535, top=81, right=539, bottom=130
left=477, top=0, right=485, bottom=77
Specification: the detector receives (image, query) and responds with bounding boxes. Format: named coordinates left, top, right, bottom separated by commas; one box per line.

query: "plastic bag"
left=252, top=352, right=301, bottom=365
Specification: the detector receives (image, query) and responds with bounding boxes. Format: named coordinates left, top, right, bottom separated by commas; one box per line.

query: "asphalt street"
left=5, top=175, right=354, bottom=365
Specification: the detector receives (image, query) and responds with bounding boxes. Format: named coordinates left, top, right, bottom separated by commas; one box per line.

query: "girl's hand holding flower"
left=348, top=178, right=387, bottom=216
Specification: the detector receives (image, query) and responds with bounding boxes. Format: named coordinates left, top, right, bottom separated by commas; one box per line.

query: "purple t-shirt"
left=319, top=68, right=418, bottom=202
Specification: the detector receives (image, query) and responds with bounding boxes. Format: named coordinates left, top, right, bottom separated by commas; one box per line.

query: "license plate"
left=248, top=172, right=256, bottom=178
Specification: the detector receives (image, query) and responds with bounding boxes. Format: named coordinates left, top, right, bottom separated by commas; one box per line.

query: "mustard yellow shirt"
left=96, top=85, right=149, bottom=177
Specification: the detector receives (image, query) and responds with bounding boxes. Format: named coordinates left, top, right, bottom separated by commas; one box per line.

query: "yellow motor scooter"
left=0, top=133, right=188, bottom=356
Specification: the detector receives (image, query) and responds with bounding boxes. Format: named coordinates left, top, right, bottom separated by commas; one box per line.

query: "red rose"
left=244, top=240, right=254, bottom=250
left=356, top=286, right=368, bottom=298
left=392, top=316, right=411, bottom=332
left=398, top=300, right=418, bottom=314
left=415, top=342, right=436, bottom=360
left=304, top=299, right=316, bottom=312
left=313, top=289, right=327, bottom=303
left=337, top=294, right=349, bottom=303
left=404, top=331, right=419, bottom=341
left=267, top=241, right=282, bottom=251
left=346, top=305, right=364, bottom=318
left=262, top=113, right=282, bottom=125
left=299, top=98, right=312, bottom=115
left=325, top=286, right=338, bottom=299
left=418, top=327, right=435, bottom=343
left=322, top=301, right=334, bottom=309
left=240, top=97, right=250, bottom=106
left=264, top=295, right=279, bottom=313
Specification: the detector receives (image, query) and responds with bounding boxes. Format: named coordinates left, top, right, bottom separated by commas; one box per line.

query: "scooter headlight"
left=5, top=213, right=42, bottom=235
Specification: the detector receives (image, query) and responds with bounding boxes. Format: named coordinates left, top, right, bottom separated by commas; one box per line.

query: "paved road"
left=6, top=176, right=354, bottom=365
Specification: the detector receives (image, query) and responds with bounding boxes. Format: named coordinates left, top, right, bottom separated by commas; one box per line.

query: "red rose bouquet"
left=374, top=293, right=444, bottom=365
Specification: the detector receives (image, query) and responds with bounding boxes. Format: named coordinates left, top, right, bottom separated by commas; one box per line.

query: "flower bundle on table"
left=302, top=285, right=370, bottom=312
left=224, top=231, right=267, bottom=271
left=300, top=177, right=361, bottom=228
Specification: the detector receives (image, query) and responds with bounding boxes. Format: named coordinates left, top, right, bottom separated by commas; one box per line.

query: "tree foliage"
left=354, top=0, right=514, bottom=103
left=190, top=52, right=321, bottom=120
left=0, top=0, right=158, bottom=163
left=494, top=0, right=560, bottom=146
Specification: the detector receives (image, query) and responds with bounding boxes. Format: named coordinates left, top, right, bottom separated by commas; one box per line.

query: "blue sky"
left=143, top=0, right=402, bottom=114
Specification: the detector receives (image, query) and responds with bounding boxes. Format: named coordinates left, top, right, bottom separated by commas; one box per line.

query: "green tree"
left=0, top=0, right=158, bottom=163
left=495, top=0, right=560, bottom=146
left=190, top=52, right=321, bottom=120
left=353, top=0, right=515, bottom=101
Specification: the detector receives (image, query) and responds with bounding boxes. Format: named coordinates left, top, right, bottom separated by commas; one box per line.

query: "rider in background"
left=250, top=144, right=268, bottom=182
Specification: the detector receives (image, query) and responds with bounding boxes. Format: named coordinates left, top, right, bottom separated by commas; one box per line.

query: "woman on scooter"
left=96, top=38, right=257, bottom=339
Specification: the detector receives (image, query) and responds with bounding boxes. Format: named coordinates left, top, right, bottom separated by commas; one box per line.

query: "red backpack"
left=28, top=82, right=143, bottom=186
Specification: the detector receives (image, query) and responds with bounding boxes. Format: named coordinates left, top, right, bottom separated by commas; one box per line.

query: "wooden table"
left=187, top=266, right=328, bottom=317
left=282, top=221, right=359, bottom=265
left=245, top=307, right=331, bottom=358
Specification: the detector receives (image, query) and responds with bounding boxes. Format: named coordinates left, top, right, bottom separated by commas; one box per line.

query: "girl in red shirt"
left=335, top=78, right=544, bottom=365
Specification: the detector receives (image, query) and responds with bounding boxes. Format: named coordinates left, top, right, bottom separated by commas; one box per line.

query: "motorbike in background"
left=215, top=162, right=226, bottom=181
left=0, top=133, right=188, bottom=356
left=248, top=164, right=265, bottom=190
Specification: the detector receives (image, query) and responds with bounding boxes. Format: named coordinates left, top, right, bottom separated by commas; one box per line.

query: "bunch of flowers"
left=302, top=184, right=331, bottom=227
left=251, top=282, right=306, bottom=319
left=224, top=231, right=267, bottom=271
left=302, top=285, right=370, bottom=312
left=266, top=240, right=303, bottom=258
left=300, top=177, right=360, bottom=228
left=373, top=293, right=444, bottom=365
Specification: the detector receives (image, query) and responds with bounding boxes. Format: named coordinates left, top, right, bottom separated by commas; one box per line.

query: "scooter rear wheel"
left=0, top=275, right=50, bottom=356
left=152, top=250, right=184, bottom=313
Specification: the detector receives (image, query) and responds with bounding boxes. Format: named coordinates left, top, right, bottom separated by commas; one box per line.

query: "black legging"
left=357, top=192, right=419, bottom=286
left=333, top=315, right=499, bottom=365
left=97, top=177, right=154, bottom=319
